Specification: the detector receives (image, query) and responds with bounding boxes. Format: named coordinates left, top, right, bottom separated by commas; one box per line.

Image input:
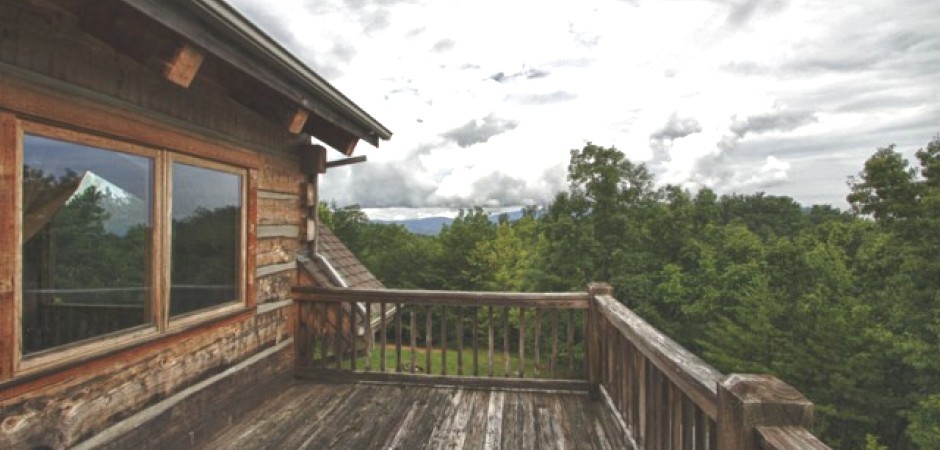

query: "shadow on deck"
left=203, top=380, right=631, bottom=449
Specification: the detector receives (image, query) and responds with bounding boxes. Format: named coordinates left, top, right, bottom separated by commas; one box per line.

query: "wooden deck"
left=202, top=380, right=632, bottom=449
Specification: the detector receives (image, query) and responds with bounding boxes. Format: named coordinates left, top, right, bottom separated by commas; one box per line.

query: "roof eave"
left=121, top=0, right=392, bottom=148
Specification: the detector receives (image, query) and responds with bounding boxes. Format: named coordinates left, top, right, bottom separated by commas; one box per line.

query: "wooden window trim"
left=0, top=112, right=23, bottom=380
left=2, top=118, right=257, bottom=381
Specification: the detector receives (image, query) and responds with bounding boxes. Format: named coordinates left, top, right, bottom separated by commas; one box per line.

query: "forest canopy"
left=322, top=138, right=940, bottom=449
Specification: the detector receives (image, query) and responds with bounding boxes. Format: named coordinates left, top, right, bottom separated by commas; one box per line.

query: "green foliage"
left=908, top=395, right=940, bottom=449
left=325, top=139, right=940, bottom=449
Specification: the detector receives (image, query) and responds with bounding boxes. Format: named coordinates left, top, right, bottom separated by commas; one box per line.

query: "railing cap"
left=588, top=282, right=613, bottom=296
left=721, top=374, right=813, bottom=408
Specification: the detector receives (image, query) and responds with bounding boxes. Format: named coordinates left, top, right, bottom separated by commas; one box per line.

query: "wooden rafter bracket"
left=288, top=109, right=310, bottom=134
left=325, top=156, right=367, bottom=170
left=164, top=43, right=205, bottom=88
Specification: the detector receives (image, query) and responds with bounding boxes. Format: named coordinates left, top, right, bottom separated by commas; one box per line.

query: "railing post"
left=587, top=282, right=612, bottom=401
left=717, top=374, right=815, bottom=450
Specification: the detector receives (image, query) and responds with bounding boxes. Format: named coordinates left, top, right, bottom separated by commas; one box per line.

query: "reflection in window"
left=21, top=135, right=153, bottom=354
left=170, top=162, right=241, bottom=317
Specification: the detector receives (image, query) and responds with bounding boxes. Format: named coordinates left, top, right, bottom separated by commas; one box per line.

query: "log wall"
left=0, top=1, right=309, bottom=447
left=0, top=305, right=291, bottom=449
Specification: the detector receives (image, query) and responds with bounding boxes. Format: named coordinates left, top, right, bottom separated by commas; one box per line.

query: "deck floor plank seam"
left=199, top=380, right=628, bottom=450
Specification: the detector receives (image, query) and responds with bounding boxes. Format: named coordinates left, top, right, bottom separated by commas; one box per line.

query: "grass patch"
left=347, top=345, right=583, bottom=379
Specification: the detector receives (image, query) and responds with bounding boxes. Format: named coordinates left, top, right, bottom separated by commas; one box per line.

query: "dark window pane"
left=21, top=134, right=153, bottom=354
left=170, top=162, right=241, bottom=317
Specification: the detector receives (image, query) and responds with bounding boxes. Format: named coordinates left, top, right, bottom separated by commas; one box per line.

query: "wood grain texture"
left=164, top=43, right=205, bottom=88
left=256, top=237, right=301, bottom=267
left=757, top=426, right=831, bottom=450
left=293, top=286, right=589, bottom=309
left=717, top=374, right=818, bottom=450
left=245, top=168, right=258, bottom=309
left=287, top=109, right=309, bottom=134
left=0, top=73, right=264, bottom=169
left=0, top=0, right=311, bottom=157
left=201, top=381, right=628, bottom=450
left=593, top=293, right=723, bottom=419
left=256, top=271, right=295, bottom=304
left=73, top=339, right=293, bottom=450
left=294, top=368, right=591, bottom=392
left=0, top=112, right=21, bottom=380
left=0, top=306, right=290, bottom=449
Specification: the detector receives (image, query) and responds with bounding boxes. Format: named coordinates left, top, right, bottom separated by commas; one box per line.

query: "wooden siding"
left=0, top=305, right=291, bottom=449
left=0, top=0, right=298, bottom=157
left=0, top=2, right=311, bottom=447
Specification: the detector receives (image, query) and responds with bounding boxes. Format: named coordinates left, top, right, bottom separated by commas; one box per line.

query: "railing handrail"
left=592, top=292, right=723, bottom=419
left=292, top=286, right=590, bottom=309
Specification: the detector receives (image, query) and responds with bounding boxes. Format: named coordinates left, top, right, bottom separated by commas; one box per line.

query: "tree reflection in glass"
left=170, top=162, right=241, bottom=317
left=21, top=135, right=152, bottom=354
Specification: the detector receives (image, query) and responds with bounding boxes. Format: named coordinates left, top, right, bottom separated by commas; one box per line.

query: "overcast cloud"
left=229, top=0, right=940, bottom=218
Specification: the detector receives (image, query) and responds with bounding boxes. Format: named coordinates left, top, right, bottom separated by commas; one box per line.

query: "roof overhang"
left=113, top=0, right=391, bottom=153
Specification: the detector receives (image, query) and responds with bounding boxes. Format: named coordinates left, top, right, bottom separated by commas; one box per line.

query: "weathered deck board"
left=201, top=380, right=632, bottom=449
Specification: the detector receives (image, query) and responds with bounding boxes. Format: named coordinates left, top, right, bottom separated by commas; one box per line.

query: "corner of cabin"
left=0, top=0, right=389, bottom=448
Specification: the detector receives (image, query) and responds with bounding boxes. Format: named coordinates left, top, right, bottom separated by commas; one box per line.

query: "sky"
left=229, top=0, right=940, bottom=220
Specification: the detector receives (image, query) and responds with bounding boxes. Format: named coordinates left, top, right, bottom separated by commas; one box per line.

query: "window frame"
left=165, top=153, right=249, bottom=331
left=3, top=119, right=253, bottom=378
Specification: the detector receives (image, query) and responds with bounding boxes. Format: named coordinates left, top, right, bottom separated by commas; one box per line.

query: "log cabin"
left=0, top=1, right=832, bottom=449
left=0, top=0, right=390, bottom=447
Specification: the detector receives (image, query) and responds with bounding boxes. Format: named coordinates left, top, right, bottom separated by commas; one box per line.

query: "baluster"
left=334, top=303, right=342, bottom=369
left=365, top=302, right=372, bottom=372
left=672, top=384, right=683, bottom=449
left=487, top=306, right=494, bottom=377
left=640, top=357, right=649, bottom=448
left=534, top=307, right=541, bottom=378
left=503, top=307, right=510, bottom=377
left=650, top=368, right=660, bottom=450
left=472, top=306, right=479, bottom=376
left=708, top=418, right=717, bottom=450
left=426, top=305, right=432, bottom=375
left=410, top=306, right=417, bottom=373
left=665, top=378, right=674, bottom=449
left=518, top=307, right=525, bottom=378
left=441, top=305, right=448, bottom=375
left=380, top=302, right=387, bottom=372
left=694, top=406, right=706, bottom=450
left=550, top=309, right=559, bottom=378
left=350, top=300, right=357, bottom=371
left=457, top=307, right=464, bottom=376
left=396, top=303, right=403, bottom=373
left=626, top=338, right=636, bottom=432
left=682, top=396, right=694, bottom=450
left=296, top=303, right=308, bottom=367
left=318, top=303, right=327, bottom=365
left=566, top=310, right=575, bottom=377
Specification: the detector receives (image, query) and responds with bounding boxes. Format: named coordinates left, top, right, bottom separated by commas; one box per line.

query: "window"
left=170, top=161, right=243, bottom=317
left=15, top=123, right=247, bottom=364
left=21, top=135, right=155, bottom=354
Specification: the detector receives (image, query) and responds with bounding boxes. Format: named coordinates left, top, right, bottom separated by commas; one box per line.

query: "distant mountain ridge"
left=373, top=209, right=531, bottom=235
left=70, top=171, right=147, bottom=236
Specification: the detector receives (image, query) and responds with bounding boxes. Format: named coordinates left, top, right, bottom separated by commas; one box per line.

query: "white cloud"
left=230, top=0, right=940, bottom=216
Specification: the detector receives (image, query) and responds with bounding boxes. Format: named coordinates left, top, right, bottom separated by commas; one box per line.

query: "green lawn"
left=346, top=345, right=583, bottom=379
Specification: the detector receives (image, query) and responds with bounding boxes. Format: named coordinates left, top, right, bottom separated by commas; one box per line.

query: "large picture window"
left=21, top=135, right=154, bottom=354
left=16, top=125, right=247, bottom=361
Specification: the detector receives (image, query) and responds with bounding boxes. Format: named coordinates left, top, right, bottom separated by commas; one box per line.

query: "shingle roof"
left=300, top=225, right=384, bottom=289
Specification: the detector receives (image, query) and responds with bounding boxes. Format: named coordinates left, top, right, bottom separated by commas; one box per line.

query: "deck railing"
left=291, top=283, right=830, bottom=449
left=292, top=286, right=589, bottom=389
